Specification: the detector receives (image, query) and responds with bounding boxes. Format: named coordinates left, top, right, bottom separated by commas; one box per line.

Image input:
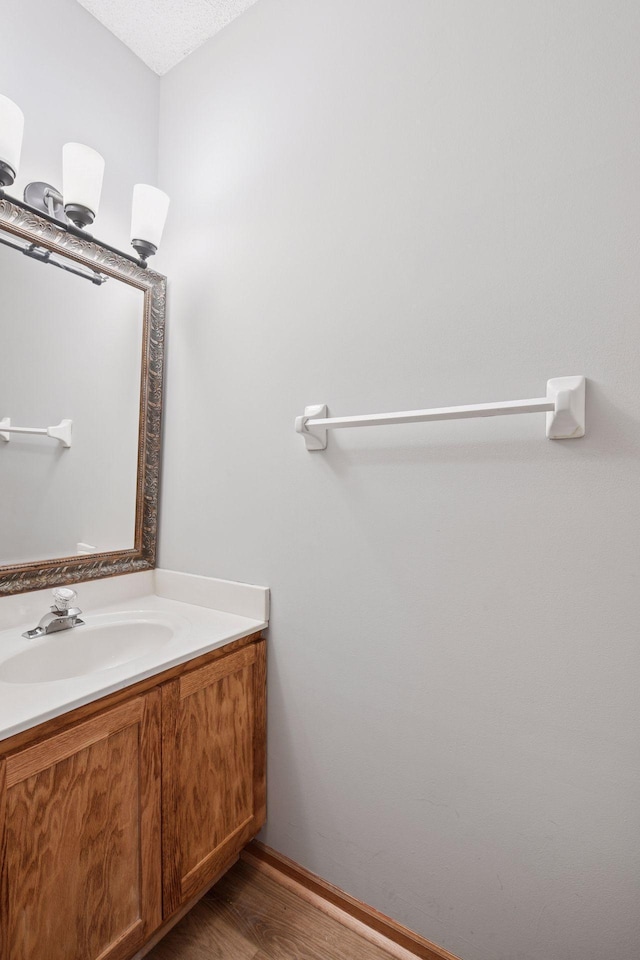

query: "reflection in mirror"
left=0, top=225, right=144, bottom=566
left=0, top=195, right=164, bottom=596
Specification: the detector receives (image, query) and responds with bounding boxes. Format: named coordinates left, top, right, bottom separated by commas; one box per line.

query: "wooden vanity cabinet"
left=162, top=642, right=267, bottom=915
left=0, top=634, right=266, bottom=960
left=0, top=692, right=162, bottom=960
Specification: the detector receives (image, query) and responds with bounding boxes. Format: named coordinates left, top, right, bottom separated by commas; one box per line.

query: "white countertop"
left=0, top=570, right=268, bottom=743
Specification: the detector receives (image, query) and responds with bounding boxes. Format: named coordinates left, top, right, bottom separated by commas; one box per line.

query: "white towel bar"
left=0, top=418, right=73, bottom=448
left=295, top=377, right=585, bottom=451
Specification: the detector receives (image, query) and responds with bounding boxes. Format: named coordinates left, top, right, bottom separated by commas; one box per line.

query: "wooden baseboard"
left=242, top=841, right=462, bottom=960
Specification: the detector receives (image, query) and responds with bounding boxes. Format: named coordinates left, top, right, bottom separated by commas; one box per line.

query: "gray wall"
left=0, top=0, right=160, bottom=561
left=158, top=2, right=640, bottom=958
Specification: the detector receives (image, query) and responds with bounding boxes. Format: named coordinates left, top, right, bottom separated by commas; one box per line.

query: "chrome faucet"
left=22, top=588, right=85, bottom=640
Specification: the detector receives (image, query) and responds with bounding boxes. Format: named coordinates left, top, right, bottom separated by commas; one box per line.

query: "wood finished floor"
left=146, top=859, right=399, bottom=960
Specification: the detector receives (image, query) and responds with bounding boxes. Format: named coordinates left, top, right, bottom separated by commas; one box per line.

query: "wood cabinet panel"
left=0, top=634, right=266, bottom=959
left=0, top=693, right=162, bottom=960
left=162, top=640, right=267, bottom=915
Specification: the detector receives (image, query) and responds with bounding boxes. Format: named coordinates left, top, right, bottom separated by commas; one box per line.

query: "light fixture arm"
left=24, top=181, right=65, bottom=223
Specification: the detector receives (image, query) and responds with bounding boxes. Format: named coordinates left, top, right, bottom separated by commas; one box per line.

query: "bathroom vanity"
left=0, top=573, right=268, bottom=960
left=0, top=199, right=271, bottom=959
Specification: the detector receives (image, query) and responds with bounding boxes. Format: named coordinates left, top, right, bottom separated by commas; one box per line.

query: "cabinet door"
left=0, top=692, right=162, bottom=960
left=162, top=640, right=266, bottom=915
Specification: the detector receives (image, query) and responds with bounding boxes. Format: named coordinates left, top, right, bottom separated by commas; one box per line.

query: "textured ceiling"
left=74, top=0, right=260, bottom=75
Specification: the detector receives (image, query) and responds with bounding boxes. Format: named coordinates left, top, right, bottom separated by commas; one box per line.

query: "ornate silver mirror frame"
left=0, top=195, right=165, bottom=596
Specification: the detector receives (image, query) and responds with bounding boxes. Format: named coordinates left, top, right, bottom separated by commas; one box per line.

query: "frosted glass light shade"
left=62, top=142, right=105, bottom=217
left=131, top=184, right=170, bottom=249
left=0, top=94, right=24, bottom=180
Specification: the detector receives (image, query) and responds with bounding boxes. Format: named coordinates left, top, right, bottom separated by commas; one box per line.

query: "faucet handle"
left=52, top=588, right=77, bottom=612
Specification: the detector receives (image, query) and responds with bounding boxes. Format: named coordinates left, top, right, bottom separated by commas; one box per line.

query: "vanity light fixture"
left=62, top=142, right=105, bottom=229
left=131, top=184, right=170, bottom=264
left=0, top=93, right=170, bottom=273
left=0, top=94, right=24, bottom=188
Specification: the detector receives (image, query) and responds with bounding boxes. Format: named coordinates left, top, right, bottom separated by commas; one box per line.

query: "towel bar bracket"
left=295, top=404, right=328, bottom=451
left=545, top=376, right=585, bottom=440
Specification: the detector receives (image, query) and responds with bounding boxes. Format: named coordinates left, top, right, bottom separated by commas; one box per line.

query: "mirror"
left=0, top=196, right=165, bottom=595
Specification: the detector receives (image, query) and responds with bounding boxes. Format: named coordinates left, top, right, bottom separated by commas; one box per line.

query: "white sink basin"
left=0, top=611, right=188, bottom=684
